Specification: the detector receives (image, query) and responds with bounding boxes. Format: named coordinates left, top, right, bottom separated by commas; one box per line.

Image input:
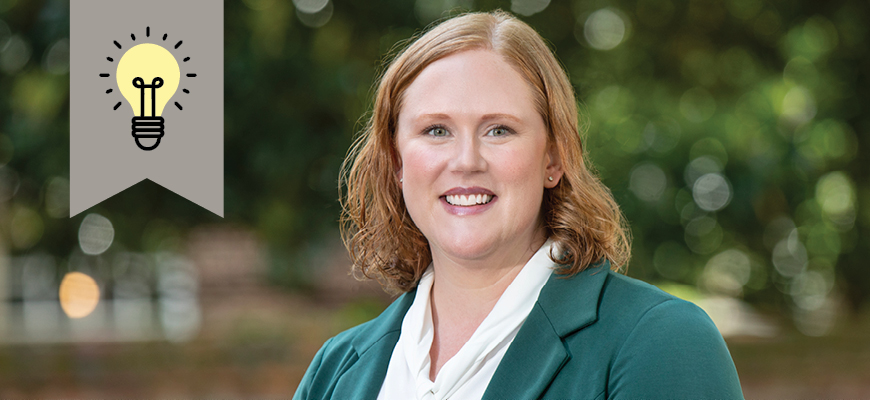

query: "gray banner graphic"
left=70, top=0, right=223, bottom=217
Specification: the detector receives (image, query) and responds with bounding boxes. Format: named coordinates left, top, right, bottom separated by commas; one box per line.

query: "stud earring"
left=548, top=176, right=554, bottom=182
left=400, top=178, right=403, bottom=183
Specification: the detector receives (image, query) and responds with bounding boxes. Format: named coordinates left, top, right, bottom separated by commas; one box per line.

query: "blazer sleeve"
left=607, top=299, right=744, bottom=399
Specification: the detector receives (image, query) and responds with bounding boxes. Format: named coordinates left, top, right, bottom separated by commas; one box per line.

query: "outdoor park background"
left=1, top=0, right=869, bottom=397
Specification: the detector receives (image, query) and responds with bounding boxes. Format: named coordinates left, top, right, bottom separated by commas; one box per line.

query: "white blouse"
left=377, top=240, right=556, bottom=400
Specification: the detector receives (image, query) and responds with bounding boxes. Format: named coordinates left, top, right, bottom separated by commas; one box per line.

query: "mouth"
left=444, top=194, right=494, bottom=206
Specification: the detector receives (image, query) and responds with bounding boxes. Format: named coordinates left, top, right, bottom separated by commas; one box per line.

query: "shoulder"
left=597, top=270, right=725, bottom=354
left=309, top=317, right=378, bottom=365
left=547, top=268, right=727, bottom=354
left=539, top=265, right=712, bottom=337
left=293, top=291, right=414, bottom=400
left=597, top=271, right=744, bottom=398
left=598, top=270, right=711, bottom=329
left=308, top=289, right=413, bottom=363
left=538, top=268, right=743, bottom=398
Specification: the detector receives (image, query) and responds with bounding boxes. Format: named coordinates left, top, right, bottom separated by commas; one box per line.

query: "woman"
left=295, top=10, right=743, bottom=400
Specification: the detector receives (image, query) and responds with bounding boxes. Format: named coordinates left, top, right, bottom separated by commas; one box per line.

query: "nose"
left=451, top=132, right=487, bottom=173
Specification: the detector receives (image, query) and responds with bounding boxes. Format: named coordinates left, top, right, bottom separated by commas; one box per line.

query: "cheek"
left=498, top=146, right=547, bottom=182
left=400, top=145, right=434, bottom=178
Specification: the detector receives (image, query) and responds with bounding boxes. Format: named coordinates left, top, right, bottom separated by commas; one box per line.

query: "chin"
left=436, top=235, right=498, bottom=261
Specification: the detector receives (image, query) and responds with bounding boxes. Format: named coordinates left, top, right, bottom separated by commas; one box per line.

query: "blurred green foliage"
left=1, top=0, right=868, bottom=328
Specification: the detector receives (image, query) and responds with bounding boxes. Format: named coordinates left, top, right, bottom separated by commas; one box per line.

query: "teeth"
left=446, top=194, right=492, bottom=206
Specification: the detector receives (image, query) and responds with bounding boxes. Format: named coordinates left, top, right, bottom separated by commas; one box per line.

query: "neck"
left=426, top=233, right=547, bottom=380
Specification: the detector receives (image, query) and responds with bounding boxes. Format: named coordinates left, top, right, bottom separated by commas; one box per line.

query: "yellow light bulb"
left=116, top=43, right=180, bottom=150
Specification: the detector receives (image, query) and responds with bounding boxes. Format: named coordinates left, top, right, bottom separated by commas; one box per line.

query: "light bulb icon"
left=117, top=43, right=179, bottom=150
left=101, top=27, right=195, bottom=151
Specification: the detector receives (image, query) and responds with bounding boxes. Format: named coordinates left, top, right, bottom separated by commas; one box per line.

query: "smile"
left=445, top=194, right=493, bottom=206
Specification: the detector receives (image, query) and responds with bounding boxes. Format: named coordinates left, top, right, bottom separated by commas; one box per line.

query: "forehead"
left=398, top=49, right=538, bottom=122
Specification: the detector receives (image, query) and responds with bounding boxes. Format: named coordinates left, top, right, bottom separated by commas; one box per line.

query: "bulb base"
left=132, top=116, right=165, bottom=151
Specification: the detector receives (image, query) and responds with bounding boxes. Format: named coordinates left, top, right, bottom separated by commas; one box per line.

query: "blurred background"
left=1, top=0, right=868, bottom=397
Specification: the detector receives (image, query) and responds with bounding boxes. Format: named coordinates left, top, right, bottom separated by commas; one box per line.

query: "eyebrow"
left=413, top=113, right=523, bottom=124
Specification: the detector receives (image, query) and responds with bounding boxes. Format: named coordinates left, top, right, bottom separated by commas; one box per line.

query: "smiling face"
left=396, top=49, right=562, bottom=264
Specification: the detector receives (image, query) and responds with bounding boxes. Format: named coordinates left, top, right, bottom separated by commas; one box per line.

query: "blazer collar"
left=350, top=289, right=414, bottom=353
left=483, top=262, right=610, bottom=399
left=537, top=261, right=610, bottom=336
left=333, top=262, right=611, bottom=400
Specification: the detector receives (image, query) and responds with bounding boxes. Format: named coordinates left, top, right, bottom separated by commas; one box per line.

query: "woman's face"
left=396, top=49, right=561, bottom=263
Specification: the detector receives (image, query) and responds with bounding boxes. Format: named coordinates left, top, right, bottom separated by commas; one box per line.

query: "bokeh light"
left=78, top=213, right=115, bottom=255
left=583, top=8, right=627, bottom=51
left=790, top=270, right=833, bottom=311
left=780, top=85, right=816, bottom=125
left=58, top=272, right=100, bottom=319
left=511, top=0, right=550, bottom=17
left=783, top=16, right=839, bottom=61
left=22, top=254, right=57, bottom=300
left=0, top=34, right=30, bottom=74
left=692, top=173, right=732, bottom=212
left=42, top=38, right=69, bottom=75
left=702, top=249, right=751, bottom=296
left=796, top=119, right=858, bottom=168
left=296, top=0, right=333, bottom=28
left=0, top=167, right=21, bottom=202
left=593, top=85, right=635, bottom=122
left=10, top=205, right=43, bottom=250
left=815, top=171, right=856, bottom=228
left=292, top=0, right=328, bottom=14
left=684, top=156, right=722, bottom=187
left=805, top=223, right=841, bottom=257
left=772, top=230, right=808, bottom=278
left=629, top=163, right=667, bottom=203
left=793, top=295, right=838, bottom=337
left=44, top=177, right=70, bottom=218
left=684, top=216, right=723, bottom=254
left=643, top=118, right=681, bottom=154
left=158, top=254, right=201, bottom=342
left=0, top=19, right=10, bottom=50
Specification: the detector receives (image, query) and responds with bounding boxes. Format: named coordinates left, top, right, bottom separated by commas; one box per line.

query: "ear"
left=392, top=144, right=403, bottom=186
left=544, top=142, right=562, bottom=189
left=397, top=166, right=403, bottom=187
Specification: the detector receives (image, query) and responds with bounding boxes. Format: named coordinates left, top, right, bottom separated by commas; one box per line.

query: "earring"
left=548, top=176, right=554, bottom=182
left=400, top=178, right=403, bottom=183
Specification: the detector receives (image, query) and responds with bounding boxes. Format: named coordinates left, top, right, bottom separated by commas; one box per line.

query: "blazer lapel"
left=332, top=291, right=415, bottom=400
left=482, top=301, right=568, bottom=399
left=482, top=264, right=610, bottom=399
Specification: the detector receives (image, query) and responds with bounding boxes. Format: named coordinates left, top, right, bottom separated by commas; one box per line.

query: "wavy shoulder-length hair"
left=341, top=10, right=631, bottom=293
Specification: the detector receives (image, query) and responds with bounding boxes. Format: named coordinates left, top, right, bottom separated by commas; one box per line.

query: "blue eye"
left=488, top=126, right=510, bottom=136
left=427, top=126, right=448, bottom=137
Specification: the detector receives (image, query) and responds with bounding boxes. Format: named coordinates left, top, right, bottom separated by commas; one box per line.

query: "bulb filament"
left=132, top=77, right=164, bottom=117
left=131, top=76, right=166, bottom=151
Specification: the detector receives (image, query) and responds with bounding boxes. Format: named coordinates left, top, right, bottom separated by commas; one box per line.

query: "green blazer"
left=294, top=264, right=744, bottom=399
